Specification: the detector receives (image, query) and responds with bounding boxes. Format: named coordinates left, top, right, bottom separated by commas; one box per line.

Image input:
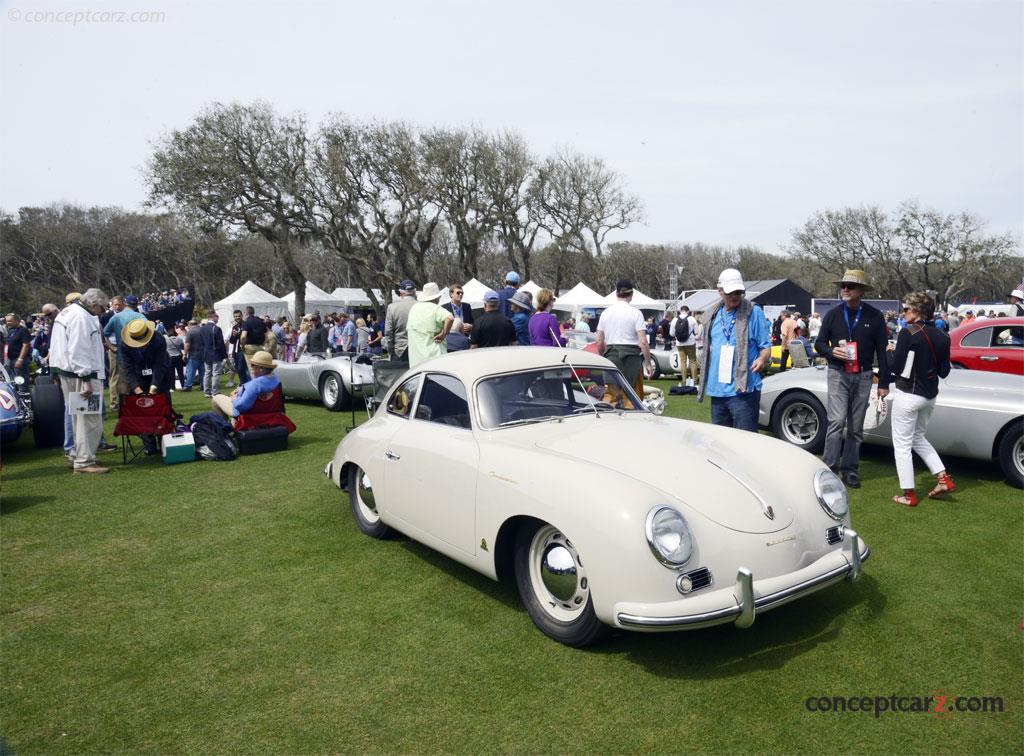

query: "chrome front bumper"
left=616, top=530, right=868, bottom=631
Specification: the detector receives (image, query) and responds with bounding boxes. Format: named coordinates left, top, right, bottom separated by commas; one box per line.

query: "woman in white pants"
left=889, top=291, right=954, bottom=506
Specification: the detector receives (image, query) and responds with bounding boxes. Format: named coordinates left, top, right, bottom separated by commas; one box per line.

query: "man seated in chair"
left=211, top=349, right=280, bottom=427
left=119, top=318, right=173, bottom=455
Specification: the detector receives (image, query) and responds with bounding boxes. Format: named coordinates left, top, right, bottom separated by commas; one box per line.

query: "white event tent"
left=331, top=287, right=373, bottom=307
left=282, top=281, right=346, bottom=321
left=603, top=288, right=666, bottom=311
left=551, top=282, right=607, bottom=312
left=214, top=281, right=289, bottom=332
left=439, top=277, right=491, bottom=308
left=519, top=280, right=543, bottom=298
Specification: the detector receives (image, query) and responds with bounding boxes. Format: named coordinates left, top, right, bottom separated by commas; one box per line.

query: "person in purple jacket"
left=528, top=289, right=565, bottom=347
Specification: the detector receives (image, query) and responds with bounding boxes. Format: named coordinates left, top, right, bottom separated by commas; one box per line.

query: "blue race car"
left=0, top=365, right=65, bottom=448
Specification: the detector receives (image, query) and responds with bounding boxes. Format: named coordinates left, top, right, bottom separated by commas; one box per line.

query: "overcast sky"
left=1, top=0, right=1021, bottom=252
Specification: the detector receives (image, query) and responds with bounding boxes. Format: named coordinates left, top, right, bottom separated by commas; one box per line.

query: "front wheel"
left=30, top=383, right=64, bottom=448
left=997, top=421, right=1023, bottom=489
left=771, top=391, right=827, bottom=453
left=320, top=371, right=348, bottom=411
left=643, top=359, right=662, bottom=380
left=347, top=465, right=392, bottom=538
left=514, top=521, right=609, bottom=647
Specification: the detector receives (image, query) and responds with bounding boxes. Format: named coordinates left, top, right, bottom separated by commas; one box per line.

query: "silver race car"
left=274, top=354, right=376, bottom=411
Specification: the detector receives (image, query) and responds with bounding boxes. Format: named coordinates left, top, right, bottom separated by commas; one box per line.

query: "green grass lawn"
left=2, top=378, right=1022, bottom=754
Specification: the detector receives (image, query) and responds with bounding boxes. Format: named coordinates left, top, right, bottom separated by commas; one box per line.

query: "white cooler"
left=161, top=432, right=195, bottom=465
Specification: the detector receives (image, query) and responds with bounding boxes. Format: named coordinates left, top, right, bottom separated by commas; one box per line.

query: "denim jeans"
left=203, top=359, right=223, bottom=396
left=184, top=358, right=205, bottom=389
left=709, top=391, right=760, bottom=432
left=822, top=368, right=874, bottom=474
left=233, top=352, right=250, bottom=385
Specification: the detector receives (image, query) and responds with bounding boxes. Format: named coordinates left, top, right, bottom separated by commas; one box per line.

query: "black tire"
left=33, top=374, right=55, bottom=386
left=643, top=359, right=662, bottom=380
left=30, top=383, right=65, bottom=448
left=320, top=371, right=349, bottom=412
left=348, top=465, right=392, bottom=539
left=771, top=391, right=827, bottom=454
left=997, top=420, right=1024, bottom=489
left=513, top=520, right=610, bottom=647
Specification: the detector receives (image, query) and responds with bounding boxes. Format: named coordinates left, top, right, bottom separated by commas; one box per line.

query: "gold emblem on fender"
left=766, top=534, right=797, bottom=546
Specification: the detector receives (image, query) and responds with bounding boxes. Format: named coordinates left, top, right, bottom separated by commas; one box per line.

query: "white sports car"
left=325, top=347, right=869, bottom=646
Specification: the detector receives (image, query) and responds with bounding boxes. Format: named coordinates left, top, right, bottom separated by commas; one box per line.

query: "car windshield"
left=476, top=366, right=646, bottom=429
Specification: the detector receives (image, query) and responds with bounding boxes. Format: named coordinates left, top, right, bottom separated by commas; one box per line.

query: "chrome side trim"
left=734, top=568, right=755, bottom=628
left=706, top=458, right=776, bottom=521
left=616, top=546, right=870, bottom=630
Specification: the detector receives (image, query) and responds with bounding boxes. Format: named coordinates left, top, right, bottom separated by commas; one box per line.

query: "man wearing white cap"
left=697, top=269, right=771, bottom=432
left=406, top=282, right=454, bottom=368
left=1007, top=282, right=1024, bottom=316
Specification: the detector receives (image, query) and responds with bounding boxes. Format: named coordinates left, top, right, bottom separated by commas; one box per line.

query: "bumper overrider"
left=615, top=530, right=869, bottom=631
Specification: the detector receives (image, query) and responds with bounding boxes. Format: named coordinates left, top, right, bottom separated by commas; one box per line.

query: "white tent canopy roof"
left=440, top=277, right=490, bottom=308
left=519, top=280, right=543, bottom=297
left=602, top=288, right=666, bottom=310
left=282, top=281, right=346, bottom=320
left=551, top=282, right=607, bottom=311
left=213, top=281, right=289, bottom=333
left=331, top=287, right=373, bottom=306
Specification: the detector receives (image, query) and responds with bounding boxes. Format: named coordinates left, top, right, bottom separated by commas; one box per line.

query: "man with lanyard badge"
left=697, top=269, right=771, bottom=432
left=813, top=269, right=890, bottom=488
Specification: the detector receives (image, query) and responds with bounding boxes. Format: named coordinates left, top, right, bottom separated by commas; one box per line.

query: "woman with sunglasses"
left=889, top=292, right=954, bottom=506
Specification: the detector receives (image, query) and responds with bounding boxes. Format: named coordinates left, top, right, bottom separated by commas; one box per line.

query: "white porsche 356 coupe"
left=325, top=347, right=868, bottom=646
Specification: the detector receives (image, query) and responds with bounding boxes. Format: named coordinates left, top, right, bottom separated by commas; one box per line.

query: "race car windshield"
left=476, top=366, right=646, bottom=429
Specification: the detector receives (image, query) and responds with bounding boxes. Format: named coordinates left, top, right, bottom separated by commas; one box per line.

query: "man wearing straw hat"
left=813, top=269, right=890, bottom=488
left=211, top=350, right=280, bottom=426
left=119, top=318, right=173, bottom=456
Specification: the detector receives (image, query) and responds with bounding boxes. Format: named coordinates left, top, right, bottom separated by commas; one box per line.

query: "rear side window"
left=994, top=327, right=1023, bottom=348
left=414, top=374, right=471, bottom=429
left=960, top=327, right=993, bottom=348
left=387, top=375, right=421, bottom=419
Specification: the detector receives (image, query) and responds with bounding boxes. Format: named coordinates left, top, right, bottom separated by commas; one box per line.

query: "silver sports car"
left=759, top=366, right=1024, bottom=488
left=274, top=354, right=376, bottom=411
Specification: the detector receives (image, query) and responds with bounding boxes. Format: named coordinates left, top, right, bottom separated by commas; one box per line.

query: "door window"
left=960, top=327, right=993, bottom=348
left=414, top=374, right=471, bottom=429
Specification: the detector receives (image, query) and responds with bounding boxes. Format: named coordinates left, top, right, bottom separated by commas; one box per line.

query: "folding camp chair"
left=113, top=393, right=178, bottom=464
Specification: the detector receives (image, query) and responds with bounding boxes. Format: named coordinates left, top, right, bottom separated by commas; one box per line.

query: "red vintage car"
left=949, top=316, right=1024, bottom=375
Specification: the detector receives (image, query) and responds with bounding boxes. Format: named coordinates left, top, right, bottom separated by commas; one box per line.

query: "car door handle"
left=385, top=450, right=401, bottom=460
left=980, top=355, right=999, bottom=362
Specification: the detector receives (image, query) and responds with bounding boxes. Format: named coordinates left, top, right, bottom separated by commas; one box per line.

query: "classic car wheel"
left=997, top=421, right=1024, bottom=489
left=348, top=465, right=392, bottom=538
left=320, top=372, right=348, bottom=412
left=30, top=383, right=64, bottom=449
left=771, top=392, right=827, bottom=454
left=514, top=521, right=609, bottom=647
left=643, top=360, right=662, bottom=380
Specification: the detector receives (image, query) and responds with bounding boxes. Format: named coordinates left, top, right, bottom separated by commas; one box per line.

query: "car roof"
left=411, top=346, right=616, bottom=382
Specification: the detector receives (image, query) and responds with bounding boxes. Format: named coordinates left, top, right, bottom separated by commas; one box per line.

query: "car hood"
left=531, top=414, right=807, bottom=534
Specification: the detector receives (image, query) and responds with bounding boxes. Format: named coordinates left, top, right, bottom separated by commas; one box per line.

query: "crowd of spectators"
left=137, top=288, right=191, bottom=314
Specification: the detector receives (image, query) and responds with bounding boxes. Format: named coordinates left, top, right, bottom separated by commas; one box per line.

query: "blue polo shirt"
left=705, top=306, right=771, bottom=398
left=232, top=373, right=281, bottom=416
left=103, top=309, right=146, bottom=346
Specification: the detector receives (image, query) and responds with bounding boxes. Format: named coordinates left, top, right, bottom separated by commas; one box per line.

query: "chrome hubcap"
left=1013, top=436, right=1024, bottom=477
left=529, top=525, right=589, bottom=621
left=324, top=376, right=339, bottom=406
left=355, top=469, right=379, bottom=523
left=782, top=403, right=818, bottom=444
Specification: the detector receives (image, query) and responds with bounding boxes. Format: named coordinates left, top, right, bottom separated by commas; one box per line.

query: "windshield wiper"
left=498, top=415, right=562, bottom=427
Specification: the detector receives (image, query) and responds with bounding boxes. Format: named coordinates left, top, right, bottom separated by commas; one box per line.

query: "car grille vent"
left=826, top=525, right=844, bottom=545
left=676, top=566, right=713, bottom=595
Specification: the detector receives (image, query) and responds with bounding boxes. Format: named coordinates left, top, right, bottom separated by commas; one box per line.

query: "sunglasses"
left=840, top=283, right=862, bottom=290
left=901, top=305, right=912, bottom=312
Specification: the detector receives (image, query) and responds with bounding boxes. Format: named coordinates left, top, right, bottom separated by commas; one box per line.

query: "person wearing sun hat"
left=119, top=317, right=173, bottom=455
left=406, top=282, right=454, bottom=367
left=1007, top=280, right=1024, bottom=316
left=812, top=269, right=890, bottom=489
left=211, top=349, right=280, bottom=425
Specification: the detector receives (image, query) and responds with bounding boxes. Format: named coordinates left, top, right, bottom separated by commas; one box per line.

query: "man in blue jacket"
left=201, top=312, right=227, bottom=398
left=210, top=350, right=280, bottom=425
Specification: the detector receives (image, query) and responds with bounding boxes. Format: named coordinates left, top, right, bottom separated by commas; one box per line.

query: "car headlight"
left=644, top=506, right=694, bottom=568
left=814, top=468, right=849, bottom=520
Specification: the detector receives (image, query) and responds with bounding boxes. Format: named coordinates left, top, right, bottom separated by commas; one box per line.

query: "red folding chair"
left=113, top=393, right=178, bottom=464
left=233, top=385, right=296, bottom=434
